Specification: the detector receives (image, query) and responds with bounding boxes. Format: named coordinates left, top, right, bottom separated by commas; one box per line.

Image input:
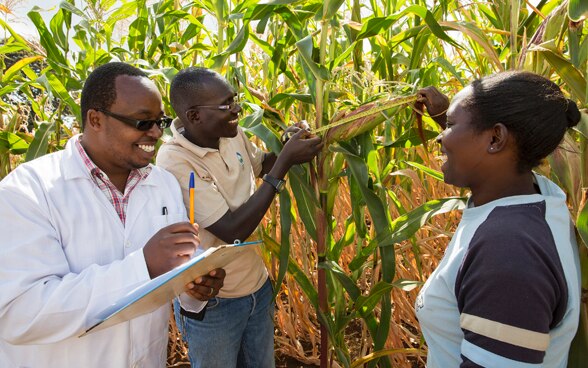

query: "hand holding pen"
left=185, top=171, right=227, bottom=300
left=143, top=222, right=200, bottom=278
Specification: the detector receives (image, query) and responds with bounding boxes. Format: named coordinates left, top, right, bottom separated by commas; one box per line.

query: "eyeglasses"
left=97, top=108, right=173, bottom=131
left=188, top=101, right=241, bottom=112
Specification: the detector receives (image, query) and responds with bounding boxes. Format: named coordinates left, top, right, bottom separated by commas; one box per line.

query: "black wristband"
left=262, top=174, right=286, bottom=193
left=179, top=305, right=206, bottom=321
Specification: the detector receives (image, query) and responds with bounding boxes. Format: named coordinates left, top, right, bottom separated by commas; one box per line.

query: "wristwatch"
left=262, top=174, right=286, bottom=193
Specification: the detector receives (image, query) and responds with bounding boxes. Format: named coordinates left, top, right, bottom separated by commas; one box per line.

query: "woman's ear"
left=488, top=123, right=509, bottom=153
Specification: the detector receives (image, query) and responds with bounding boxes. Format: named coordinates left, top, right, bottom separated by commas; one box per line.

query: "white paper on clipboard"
left=81, top=241, right=260, bottom=336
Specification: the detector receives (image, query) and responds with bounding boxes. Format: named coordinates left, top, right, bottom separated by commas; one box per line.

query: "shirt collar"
left=170, top=117, right=229, bottom=158
left=62, top=134, right=153, bottom=184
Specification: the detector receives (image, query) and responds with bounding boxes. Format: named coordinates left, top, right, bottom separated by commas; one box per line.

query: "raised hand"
left=281, top=120, right=311, bottom=143
left=280, top=129, right=323, bottom=165
left=143, top=222, right=200, bottom=278
left=417, top=86, right=450, bottom=129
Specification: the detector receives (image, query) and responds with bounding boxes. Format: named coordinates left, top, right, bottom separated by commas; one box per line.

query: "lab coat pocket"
left=150, top=213, right=186, bottom=232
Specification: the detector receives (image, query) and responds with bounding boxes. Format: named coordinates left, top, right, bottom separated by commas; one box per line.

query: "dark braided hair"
left=169, top=67, right=227, bottom=119
left=80, top=62, right=147, bottom=130
left=462, top=71, right=581, bottom=172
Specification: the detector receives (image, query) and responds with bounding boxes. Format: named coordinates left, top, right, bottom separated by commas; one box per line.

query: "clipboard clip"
left=232, top=239, right=263, bottom=246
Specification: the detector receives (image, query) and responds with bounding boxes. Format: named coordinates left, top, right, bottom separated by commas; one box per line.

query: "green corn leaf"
left=569, top=0, right=588, bottom=22
left=332, top=143, right=395, bottom=282
left=356, top=17, right=395, bottom=40
left=258, top=0, right=300, bottom=5
left=441, top=20, right=503, bottom=70
left=0, top=85, right=17, bottom=98
left=349, top=172, right=367, bottom=239
left=288, top=166, right=319, bottom=240
left=240, top=105, right=282, bottom=153
left=404, top=160, right=444, bottom=181
left=0, top=132, right=30, bottom=154
left=2, top=56, right=44, bottom=83
left=58, top=1, right=85, bottom=17
left=296, top=35, right=330, bottom=82
left=49, top=7, right=70, bottom=52
left=383, top=128, right=438, bottom=148
left=373, top=294, right=392, bottom=367
left=349, top=197, right=466, bottom=270
left=386, top=197, right=466, bottom=246
left=398, top=5, right=460, bottom=48
left=210, top=22, right=250, bottom=69
left=0, top=18, right=30, bottom=45
left=263, top=233, right=336, bottom=337
left=355, top=279, right=422, bottom=315
left=577, top=197, right=588, bottom=248
left=529, top=41, right=587, bottom=102
left=28, top=9, right=68, bottom=68
left=320, top=260, right=361, bottom=300
left=575, top=112, right=588, bottom=140
left=0, top=42, right=30, bottom=55
left=38, top=73, right=81, bottom=120
left=567, top=300, right=588, bottom=368
left=25, top=122, right=55, bottom=162
left=331, top=217, right=355, bottom=260
left=269, top=93, right=314, bottom=105
left=274, top=190, right=292, bottom=300
left=262, top=233, right=319, bottom=304
left=322, top=0, right=346, bottom=20
left=432, top=56, right=467, bottom=86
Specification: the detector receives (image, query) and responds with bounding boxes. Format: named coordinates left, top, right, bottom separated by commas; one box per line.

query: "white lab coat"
left=0, top=135, right=188, bottom=368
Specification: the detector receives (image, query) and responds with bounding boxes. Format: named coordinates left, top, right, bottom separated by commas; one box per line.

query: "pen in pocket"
left=162, top=206, right=168, bottom=224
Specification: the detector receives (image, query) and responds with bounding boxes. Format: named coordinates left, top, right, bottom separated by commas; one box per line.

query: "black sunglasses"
left=188, top=101, right=241, bottom=112
left=97, top=108, right=173, bottom=131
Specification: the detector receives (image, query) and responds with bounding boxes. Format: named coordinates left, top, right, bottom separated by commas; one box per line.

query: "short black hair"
left=462, top=71, right=581, bottom=172
left=169, top=67, right=227, bottom=119
left=80, top=62, right=148, bottom=130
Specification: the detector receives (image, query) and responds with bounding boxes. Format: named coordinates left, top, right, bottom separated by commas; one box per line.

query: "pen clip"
left=162, top=206, right=168, bottom=224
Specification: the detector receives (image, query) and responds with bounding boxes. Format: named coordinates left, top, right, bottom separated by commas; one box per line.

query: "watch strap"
left=262, top=174, right=285, bottom=193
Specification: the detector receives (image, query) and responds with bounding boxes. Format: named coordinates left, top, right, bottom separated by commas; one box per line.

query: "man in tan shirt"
left=156, top=67, right=322, bottom=367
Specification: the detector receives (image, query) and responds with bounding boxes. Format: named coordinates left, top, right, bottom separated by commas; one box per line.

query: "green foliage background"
left=1, top=0, right=587, bottom=367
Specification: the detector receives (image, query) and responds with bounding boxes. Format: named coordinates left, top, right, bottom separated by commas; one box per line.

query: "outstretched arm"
left=207, top=129, right=322, bottom=243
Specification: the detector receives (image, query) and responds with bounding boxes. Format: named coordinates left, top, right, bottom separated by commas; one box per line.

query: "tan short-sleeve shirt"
left=156, top=118, right=267, bottom=298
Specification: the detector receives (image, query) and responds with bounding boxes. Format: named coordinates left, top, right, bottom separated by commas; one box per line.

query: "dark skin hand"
left=184, top=268, right=226, bottom=301
left=207, top=124, right=323, bottom=244
left=417, top=86, right=450, bottom=129
left=142, top=222, right=226, bottom=301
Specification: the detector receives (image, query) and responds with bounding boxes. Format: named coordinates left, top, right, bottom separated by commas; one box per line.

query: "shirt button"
left=125, top=241, right=131, bottom=248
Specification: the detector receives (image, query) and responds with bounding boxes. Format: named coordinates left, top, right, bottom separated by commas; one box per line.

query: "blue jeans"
left=174, top=278, right=276, bottom=368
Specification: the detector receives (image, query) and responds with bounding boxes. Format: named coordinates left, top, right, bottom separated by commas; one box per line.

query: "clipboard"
left=81, top=240, right=261, bottom=336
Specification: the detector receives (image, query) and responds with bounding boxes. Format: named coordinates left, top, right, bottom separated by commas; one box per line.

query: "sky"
left=6, top=0, right=64, bottom=38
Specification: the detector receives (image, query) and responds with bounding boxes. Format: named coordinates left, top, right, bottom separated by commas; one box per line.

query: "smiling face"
left=436, top=86, right=493, bottom=188
left=183, top=76, right=241, bottom=149
left=90, top=75, right=164, bottom=177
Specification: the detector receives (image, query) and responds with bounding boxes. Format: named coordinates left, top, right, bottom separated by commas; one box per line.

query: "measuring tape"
left=310, top=94, right=418, bottom=135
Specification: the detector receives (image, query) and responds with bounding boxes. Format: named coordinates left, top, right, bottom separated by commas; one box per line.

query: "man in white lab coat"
left=0, top=62, right=225, bottom=367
